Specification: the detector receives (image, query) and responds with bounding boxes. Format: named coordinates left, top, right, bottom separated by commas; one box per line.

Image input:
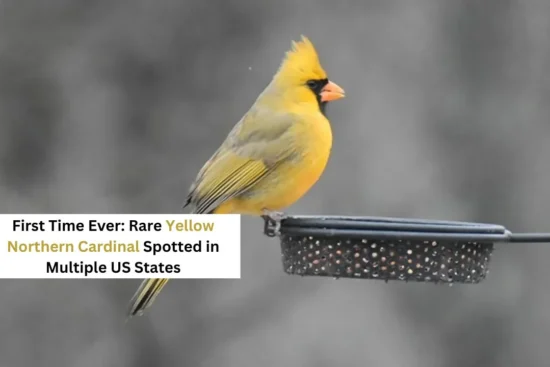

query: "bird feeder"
left=263, top=215, right=550, bottom=284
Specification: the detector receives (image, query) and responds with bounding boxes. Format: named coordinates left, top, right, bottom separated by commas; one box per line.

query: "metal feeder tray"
left=263, top=215, right=550, bottom=284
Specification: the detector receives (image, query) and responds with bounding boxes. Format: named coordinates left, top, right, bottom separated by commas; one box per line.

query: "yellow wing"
left=185, top=108, right=298, bottom=214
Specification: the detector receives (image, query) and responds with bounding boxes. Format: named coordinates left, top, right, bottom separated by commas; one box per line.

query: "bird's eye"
left=306, top=80, right=318, bottom=89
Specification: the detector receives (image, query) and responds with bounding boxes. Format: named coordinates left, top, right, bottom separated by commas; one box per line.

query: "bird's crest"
left=274, top=35, right=327, bottom=83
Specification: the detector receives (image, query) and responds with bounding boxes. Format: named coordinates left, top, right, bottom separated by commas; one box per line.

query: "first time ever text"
left=12, top=219, right=214, bottom=232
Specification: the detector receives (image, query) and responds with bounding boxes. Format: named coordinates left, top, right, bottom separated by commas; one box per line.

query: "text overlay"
left=0, top=214, right=241, bottom=279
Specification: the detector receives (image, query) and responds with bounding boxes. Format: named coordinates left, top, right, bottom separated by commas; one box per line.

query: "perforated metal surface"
left=280, top=234, right=493, bottom=283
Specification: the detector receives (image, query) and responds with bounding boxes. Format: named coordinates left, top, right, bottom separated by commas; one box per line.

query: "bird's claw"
left=262, top=209, right=286, bottom=237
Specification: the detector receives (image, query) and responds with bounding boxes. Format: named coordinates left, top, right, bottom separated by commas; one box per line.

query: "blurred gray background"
left=1, top=0, right=550, bottom=366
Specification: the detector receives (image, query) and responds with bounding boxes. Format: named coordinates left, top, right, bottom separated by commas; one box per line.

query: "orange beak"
left=320, top=80, right=345, bottom=102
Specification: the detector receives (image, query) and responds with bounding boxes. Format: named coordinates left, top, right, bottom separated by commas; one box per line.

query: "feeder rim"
left=264, top=214, right=550, bottom=243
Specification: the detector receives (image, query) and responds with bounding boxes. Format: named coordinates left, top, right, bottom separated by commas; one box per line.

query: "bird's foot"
left=262, top=209, right=286, bottom=237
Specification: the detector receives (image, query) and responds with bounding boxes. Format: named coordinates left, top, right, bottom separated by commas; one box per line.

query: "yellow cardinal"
left=127, top=35, right=345, bottom=317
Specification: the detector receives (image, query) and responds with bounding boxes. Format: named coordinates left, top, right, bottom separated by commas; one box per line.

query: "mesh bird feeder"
left=263, top=215, right=550, bottom=284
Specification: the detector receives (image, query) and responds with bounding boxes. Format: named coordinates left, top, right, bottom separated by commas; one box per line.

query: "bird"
left=127, top=35, right=345, bottom=318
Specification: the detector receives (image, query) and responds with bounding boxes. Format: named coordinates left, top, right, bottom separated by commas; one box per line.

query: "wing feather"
left=193, top=155, right=268, bottom=214
left=185, top=108, right=299, bottom=214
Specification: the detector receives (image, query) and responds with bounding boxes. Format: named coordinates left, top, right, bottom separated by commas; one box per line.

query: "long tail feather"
left=127, top=278, right=169, bottom=318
